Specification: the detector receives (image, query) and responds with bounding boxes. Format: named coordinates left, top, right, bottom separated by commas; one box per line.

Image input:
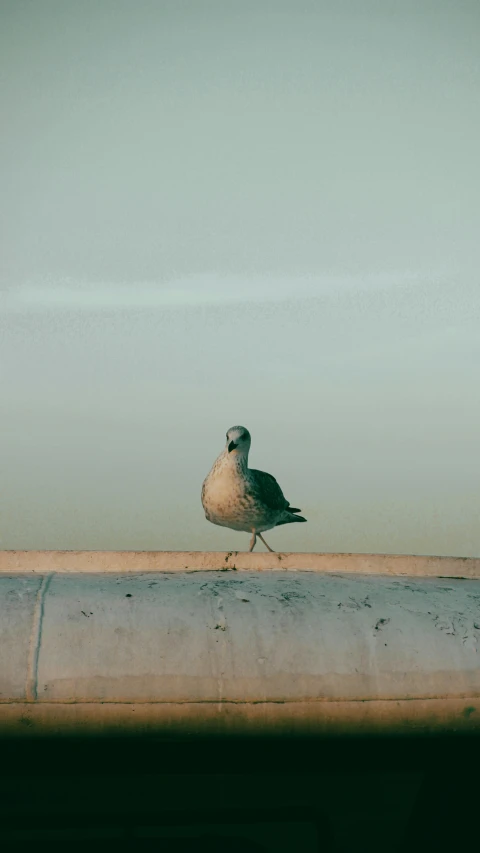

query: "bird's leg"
left=248, top=529, right=257, bottom=552
left=258, top=533, right=275, bottom=552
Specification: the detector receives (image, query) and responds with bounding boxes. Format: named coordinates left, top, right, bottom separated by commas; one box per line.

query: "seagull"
left=201, top=425, right=307, bottom=552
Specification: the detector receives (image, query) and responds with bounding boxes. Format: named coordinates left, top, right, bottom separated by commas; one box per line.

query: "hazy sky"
left=1, top=0, right=479, bottom=555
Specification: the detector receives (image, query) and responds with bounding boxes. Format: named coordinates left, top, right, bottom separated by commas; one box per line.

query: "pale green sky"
left=1, top=1, right=479, bottom=554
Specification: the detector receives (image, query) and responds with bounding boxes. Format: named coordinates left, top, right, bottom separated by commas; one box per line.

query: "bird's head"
left=225, top=425, right=251, bottom=457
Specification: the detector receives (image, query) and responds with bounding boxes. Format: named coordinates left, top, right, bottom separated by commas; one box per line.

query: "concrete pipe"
left=0, top=551, right=479, bottom=736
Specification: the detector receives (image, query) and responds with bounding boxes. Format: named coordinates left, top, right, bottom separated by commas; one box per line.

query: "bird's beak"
left=228, top=440, right=238, bottom=453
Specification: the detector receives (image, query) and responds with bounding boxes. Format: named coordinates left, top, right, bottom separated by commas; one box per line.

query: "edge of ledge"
left=0, top=550, right=479, bottom=578
left=1, top=697, right=479, bottom=736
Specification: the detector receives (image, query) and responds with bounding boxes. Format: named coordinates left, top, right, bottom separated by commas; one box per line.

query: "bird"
left=201, top=425, right=307, bottom=552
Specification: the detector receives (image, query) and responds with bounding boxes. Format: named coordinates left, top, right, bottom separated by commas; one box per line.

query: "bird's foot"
left=258, top=533, right=275, bottom=552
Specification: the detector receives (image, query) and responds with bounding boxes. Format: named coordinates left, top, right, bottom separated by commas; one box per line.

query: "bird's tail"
left=276, top=511, right=307, bottom=526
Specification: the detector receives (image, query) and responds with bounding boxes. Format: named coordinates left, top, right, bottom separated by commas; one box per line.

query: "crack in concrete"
left=25, top=574, right=53, bottom=702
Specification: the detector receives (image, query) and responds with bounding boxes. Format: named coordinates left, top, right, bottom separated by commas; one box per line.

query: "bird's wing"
left=249, top=469, right=289, bottom=512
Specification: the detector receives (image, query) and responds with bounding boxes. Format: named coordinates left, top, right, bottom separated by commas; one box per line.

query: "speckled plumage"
left=201, top=425, right=306, bottom=551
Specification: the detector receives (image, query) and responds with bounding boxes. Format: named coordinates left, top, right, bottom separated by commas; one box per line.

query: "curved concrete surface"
left=1, top=562, right=479, bottom=735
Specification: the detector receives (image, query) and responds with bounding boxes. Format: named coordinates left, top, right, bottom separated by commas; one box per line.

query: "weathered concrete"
left=0, top=575, right=43, bottom=700
left=1, top=550, right=479, bottom=577
left=0, top=566, right=479, bottom=735
left=2, top=698, right=480, bottom=737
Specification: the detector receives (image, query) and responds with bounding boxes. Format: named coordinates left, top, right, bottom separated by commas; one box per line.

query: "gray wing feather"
left=249, top=469, right=289, bottom=512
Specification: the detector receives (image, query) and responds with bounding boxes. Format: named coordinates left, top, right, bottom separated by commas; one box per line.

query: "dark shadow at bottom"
left=0, top=733, right=479, bottom=851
